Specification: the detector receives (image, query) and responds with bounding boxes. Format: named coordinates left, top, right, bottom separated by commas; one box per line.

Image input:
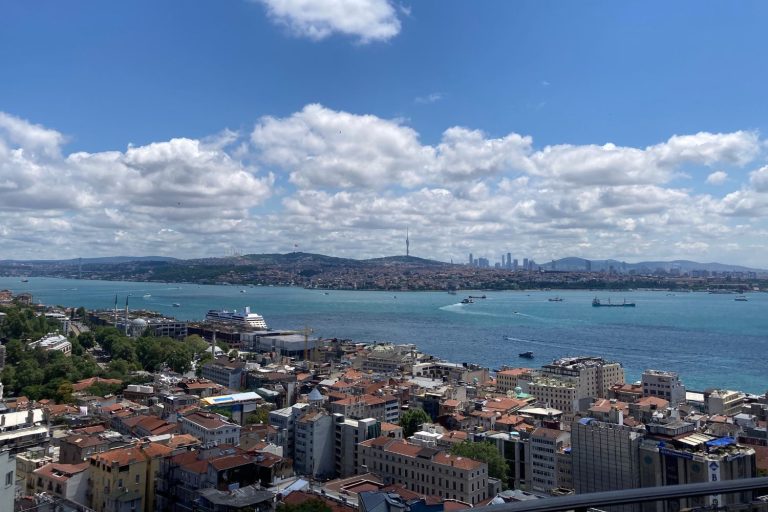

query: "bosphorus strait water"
left=3, top=277, right=767, bottom=394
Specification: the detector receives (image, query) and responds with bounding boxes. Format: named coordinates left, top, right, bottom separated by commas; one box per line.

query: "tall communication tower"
left=406, top=227, right=410, bottom=257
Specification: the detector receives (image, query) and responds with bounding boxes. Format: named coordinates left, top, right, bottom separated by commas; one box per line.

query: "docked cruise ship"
left=205, top=307, right=268, bottom=330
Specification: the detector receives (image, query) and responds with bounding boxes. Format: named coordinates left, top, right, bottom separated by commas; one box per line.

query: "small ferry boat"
left=734, top=296, right=748, bottom=302
left=172, top=303, right=181, bottom=307
left=519, top=351, right=534, bottom=359
left=468, top=295, right=487, bottom=299
left=548, top=297, right=563, bottom=302
left=592, top=297, right=635, bottom=307
left=460, top=298, right=474, bottom=304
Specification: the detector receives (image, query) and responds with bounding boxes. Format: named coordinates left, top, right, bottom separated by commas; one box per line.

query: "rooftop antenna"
left=405, top=227, right=410, bottom=257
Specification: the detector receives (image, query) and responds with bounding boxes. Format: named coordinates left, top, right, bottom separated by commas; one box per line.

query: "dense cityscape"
left=0, top=287, right=765, bottom=512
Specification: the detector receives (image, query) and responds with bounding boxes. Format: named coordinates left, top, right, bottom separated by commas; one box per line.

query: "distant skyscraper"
left=469, top=253, right=473, bottom=266
left=523, top=258, right=529, bottom=271
left=513, top=258, right=518, bottom=270
left=507, top=252, right=511, bottom=269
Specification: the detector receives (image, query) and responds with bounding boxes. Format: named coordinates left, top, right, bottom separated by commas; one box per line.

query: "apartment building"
left=705, top=389, right=746, bottom=416
left=541, top=356, right=625, bottom=399
left=89, top=442, right=171, bottom=512
left=31, top=462, right=90, bottom=506
left=268, top=402, right=309, bottom=459
left=495, top=368, right=534, bottom=393
left=334, top=414, right=381, bottom=478
left=201, top=357, right=245, bottom=390
left=530, top=428, right=571, bottom=494
left=639, top=436, right=757, bottom=512
left=178, top=412, right=241, bottom=448
left=359, top=437, right=489, bottom=505
left=294, top=409, right=334, bottom=478
left=641, top=370, right=686, bottom=405
left=329, top=393, right=400, bottom=424
left=571, top=418, right=645, bottom=512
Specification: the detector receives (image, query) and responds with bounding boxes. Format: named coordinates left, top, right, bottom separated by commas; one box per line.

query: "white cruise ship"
left=205, top=306, right=268, bottom=330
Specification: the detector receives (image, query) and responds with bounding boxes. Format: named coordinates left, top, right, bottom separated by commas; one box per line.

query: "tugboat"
left=460, top=297, right=474, bottom=304
left=519, top=351, right=534, bottom=359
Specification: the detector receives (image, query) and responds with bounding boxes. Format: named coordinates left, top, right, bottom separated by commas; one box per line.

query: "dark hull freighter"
left=592, top=297, right=636, bottom=307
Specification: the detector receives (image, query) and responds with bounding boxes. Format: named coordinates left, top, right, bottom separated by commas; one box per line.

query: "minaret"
left=406, top=227, right=410, bottom=257
left=124, top=295, right=130, bottom=334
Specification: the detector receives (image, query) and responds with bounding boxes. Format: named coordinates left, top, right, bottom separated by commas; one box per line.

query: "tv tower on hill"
left=405, top=227, right=410, bottom=257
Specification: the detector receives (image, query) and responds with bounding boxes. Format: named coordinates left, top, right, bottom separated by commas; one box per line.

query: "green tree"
left=166, top=342, right=194, bottom=374
left=450, top=441, right=509, bottom=488
left=136, top=336, right=167, bottom=372
left=184, top=335, right=210, bottom=355
left=77, top=331, right=95, bottom=349
left=54, top=381, right=74, bottom=404
left=245, top=407, right=270, bottom=424
left=399, top=408, right=431, bottom=437
left=277, top=498, right=332, bottom=512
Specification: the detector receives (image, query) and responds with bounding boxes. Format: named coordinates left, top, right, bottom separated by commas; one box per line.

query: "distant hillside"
left=0, top=256, right=178, bottom=265
left=543, top=257, right=764, bottom=274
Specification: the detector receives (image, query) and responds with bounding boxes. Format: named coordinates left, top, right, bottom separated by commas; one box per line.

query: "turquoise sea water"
left=2, top=277, right=767, bottom=394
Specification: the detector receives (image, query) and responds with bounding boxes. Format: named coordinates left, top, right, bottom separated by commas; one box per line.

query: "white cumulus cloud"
left=706, top=170, right=728, bottom=185
left=256, top=0, right=401, bottom=43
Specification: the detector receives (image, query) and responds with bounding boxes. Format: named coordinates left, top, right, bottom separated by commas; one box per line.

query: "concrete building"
left=201, top=357, right=245, bottom=390
left=329, top=393, right=400, bottom=424
left=705, top=389, right=746, bottom=416
left=571, top=418, right=645, bottom=512
left=360, top=437, right=490, bottom=505
left=541, top=356, right=625, bottom=399
left=529, top=428, right=571, bottom=494
left=334, top=414, right=381, bottom=478
left=0, top=450, right=15, bottom=512
left=482, top=431, right=530, bottom=490
left=641, top=370, right=686, bottom=405
left=294, top=409, right=334, bottom=478
left=0, top=409, right=49, bottom=454
left=525, top=378, right=578, bottom=414
left=413, top=361, right=489, bottom=386
left=360, top=344, right=420, bottom=374
left=31, top=462, right=90, bottom=506
left=29, top=333, right=72, bottom=355
left=179, top=412, right=241, bottom=448
left=268, top=402, right=309, bottom=459
left=639, top=437, right=758, bottom=512
left=495, top=368, right=534, bottom=393
left=89, top=442, right=172, bottom=512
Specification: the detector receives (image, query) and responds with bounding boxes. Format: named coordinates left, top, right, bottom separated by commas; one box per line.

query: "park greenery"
left=0, top=303, right=211, bottom=403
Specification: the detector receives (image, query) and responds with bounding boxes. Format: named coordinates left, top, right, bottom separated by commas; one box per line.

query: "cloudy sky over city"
left=3, top=1, right=768, bottom=266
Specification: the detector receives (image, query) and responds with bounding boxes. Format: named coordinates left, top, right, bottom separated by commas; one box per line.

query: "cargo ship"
left=592, top=298, right=635, bottom=307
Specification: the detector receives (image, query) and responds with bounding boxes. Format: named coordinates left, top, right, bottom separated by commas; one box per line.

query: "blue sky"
left=2, top=1, right=768, bottom=266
